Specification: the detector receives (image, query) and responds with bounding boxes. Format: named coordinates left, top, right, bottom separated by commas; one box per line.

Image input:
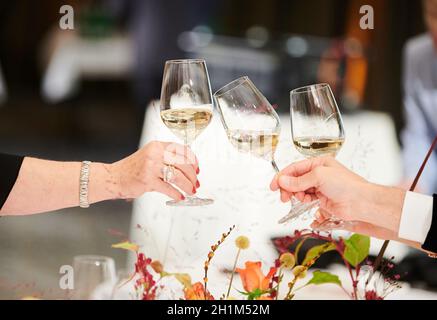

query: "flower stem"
left=285, top=276, right=299, bottom=300
left=226, top=249, right=241, bottom=299
left=275, top=268, right=283, bottom=300
left=335, top=241, right=358, bottom=300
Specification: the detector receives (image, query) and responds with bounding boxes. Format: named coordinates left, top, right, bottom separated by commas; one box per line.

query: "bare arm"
left=1, top=141, right=199, bottom=216
left=0, top=158, right=117, bottom=215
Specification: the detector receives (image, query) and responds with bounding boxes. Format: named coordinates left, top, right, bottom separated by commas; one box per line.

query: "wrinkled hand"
left=270, top=156, right=405, bottom=234
left=110, top=141, right=199, bottom=201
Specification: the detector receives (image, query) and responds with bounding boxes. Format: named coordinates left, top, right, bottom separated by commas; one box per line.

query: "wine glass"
left=214, top=76, right=313, bottom=220
left=279, top=83, right=351, bottom=230
left=160, top=59, right=214, bottom=206
left=110, top=269, right=137, bottom=300
left=73, top=255, right=116, bottom=300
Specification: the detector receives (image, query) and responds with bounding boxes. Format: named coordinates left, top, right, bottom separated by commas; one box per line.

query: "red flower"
left=365, top=290, right=384, bottom=300
left=135, top=253, right=152, bottom=273
left=134, top=253, right=157, bottom=300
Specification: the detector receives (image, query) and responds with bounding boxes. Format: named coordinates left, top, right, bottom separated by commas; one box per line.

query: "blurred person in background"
left=401, top=0, right=437, bottom=193
left=103, top=0, right=219, bottom=133
left=0, top=141, right=199, bottom=216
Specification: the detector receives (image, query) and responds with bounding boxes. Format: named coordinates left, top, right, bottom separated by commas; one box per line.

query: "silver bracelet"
left=79, top=161, right=91, bottom=208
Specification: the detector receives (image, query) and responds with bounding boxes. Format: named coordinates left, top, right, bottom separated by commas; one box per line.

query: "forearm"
left=360, top=183, right=405, bottom=233
left=0, top=157, right=119, bottom=216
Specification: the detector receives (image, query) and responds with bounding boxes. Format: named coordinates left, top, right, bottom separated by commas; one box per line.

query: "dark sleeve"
left=422, top=194, right=437, bottom=254
left=0, top=153, right=24, bottom=210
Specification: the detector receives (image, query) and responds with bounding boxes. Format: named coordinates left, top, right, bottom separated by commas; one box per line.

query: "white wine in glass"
left=160, top=59, right=214, bottom=206
left=226, top=129, right=280, bottom=160
left=160, top=107, right=213, bottom=145
left=214, top=77, right=281, bottom=166
left=293, top=136, right=344, bottom=158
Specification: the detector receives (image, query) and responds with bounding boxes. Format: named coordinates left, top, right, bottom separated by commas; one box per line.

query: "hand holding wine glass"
left=160, top=59, right=214, bottom=206
left=277, top=83, right=354, bottom=230
left=270, top=156, right=409, bottom=244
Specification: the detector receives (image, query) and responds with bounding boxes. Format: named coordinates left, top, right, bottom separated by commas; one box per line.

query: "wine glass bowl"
left=214, top=76, right=281, bottom=162
left=160, top=59, right=214, bottom=206
left=290, top=84, right=345, bottom=158
left=73, top=255, right=116, bottom=300
left=215, top=77, right=320, bottom=223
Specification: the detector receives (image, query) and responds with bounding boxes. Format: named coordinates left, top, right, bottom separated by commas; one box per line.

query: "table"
left=129, top=104, right=436, bottom=299
left=41, top=31, right=133, bottom=103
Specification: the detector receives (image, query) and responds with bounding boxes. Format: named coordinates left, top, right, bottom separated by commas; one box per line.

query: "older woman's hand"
left=0, top=141, right=200, bottom=216
left=110, top=141, right=199, bottom=201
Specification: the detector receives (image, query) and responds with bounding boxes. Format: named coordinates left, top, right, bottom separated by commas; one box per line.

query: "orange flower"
left=236, top=261, right=277, bottom=293
left=184, top=282, right=214, bottom=300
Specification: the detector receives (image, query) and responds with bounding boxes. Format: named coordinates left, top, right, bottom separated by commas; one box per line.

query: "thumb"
left=278, top=170, right=319, bottom=193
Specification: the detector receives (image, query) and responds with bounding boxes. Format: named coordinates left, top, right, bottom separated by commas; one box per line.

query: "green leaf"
left=111, top=241, right=139, bottom=252
left=306, top=270, right=342, bottom=287
left=237, top=289, right=270, bottom=300
left=343, top=234, right=370, bottom=267
left=302, top=242, right=336, bottom=266
left=173, top=273, right=192, bottom=288
left=294, top=238, right=307, bottom=265
left=246, top=288, right=268, bottom=300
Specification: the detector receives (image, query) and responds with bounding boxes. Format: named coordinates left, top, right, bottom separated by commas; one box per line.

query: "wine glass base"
left=166, top=196, right=214, bottom=207
left=314, top=219, right=357, bottom=232
left=278, top=200, right=318, bottom=224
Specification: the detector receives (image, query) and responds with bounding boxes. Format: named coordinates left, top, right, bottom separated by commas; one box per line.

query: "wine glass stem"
left=183, top=139, right=198, bottom=200
left=271, top=159, right=280, bottom=173
left=271, top=159, right=300, bottom=207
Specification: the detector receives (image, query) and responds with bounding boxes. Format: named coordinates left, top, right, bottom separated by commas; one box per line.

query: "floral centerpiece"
left=112, top=226, right=402, bottom=300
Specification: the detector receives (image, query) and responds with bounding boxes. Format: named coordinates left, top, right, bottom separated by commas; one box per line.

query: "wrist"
left=88, top=162, right=120, bottom=204
left=362, top=183, right=405, bottom=232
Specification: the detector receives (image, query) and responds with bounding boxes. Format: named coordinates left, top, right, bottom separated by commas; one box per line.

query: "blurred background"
left=0, top=0, right=435, bottom=299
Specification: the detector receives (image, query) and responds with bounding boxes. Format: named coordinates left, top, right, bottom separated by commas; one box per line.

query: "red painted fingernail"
left=192, top=187, right=197, bottom=194
left=180, top=194, right=185, bottom=200
left=196, top=167, right=200, bottom=174
left=196, top=180, right=200, bottom=188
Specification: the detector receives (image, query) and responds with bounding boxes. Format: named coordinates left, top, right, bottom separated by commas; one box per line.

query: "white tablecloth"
left=128, top=104, right=437, bottom=299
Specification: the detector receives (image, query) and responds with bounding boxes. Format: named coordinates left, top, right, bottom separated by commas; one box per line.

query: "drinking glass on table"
left=110, top=269, right=137, bottom=300
left=213, top=76, right=313, bottom=221
left=73, top=255, right=116, bottom=300
left=160, top=59, right=214, bottom=206
left=278, top=83, right=353, bottom=230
